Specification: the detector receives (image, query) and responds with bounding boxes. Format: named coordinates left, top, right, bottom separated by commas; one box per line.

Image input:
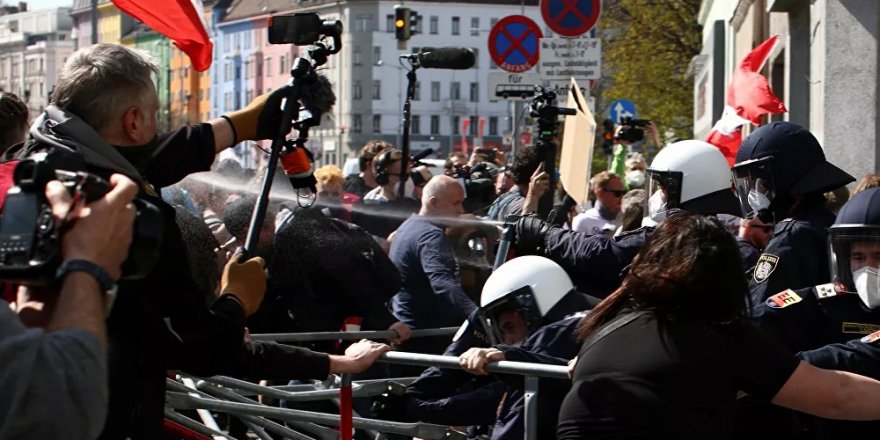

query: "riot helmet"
left=480, top=256, right=582, bottom=344
left=732, top=122, right=853, bottom=220
left=830, top=188, right=880, bottom=309
left=643, top=140, right=741, bottom=225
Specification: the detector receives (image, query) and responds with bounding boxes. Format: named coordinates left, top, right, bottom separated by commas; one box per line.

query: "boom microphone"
left=412, top=148, right=434, bottom=162
left=413, top=47, right=475, bottom=70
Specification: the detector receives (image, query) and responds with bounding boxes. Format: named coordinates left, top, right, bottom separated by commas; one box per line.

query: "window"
left=353, top=46, right=362, bottom=65
left=489, top=116, right=498, bottom=136
left=412, top=115, right=421, bottom=134
left=429, top=16, right=438, bottom=34
left=472, top=48, right=479, bottom=66
left=469, top=82, right=478, bottom=102
left=430, top=115, right=440, bottom=134
left=470, top=17, right=479, bottom=36
left=279, top=55, right=287, bottom=74
left=256, top=59, right=262, bottom=77
left=373, top=46, right=381, bottom=65
left=353, top=114, right=362, bottom=133
left=244, top=61, right=250, bottom=79
left=452, top=17, right=460, bottom=35
left=265, top=58, right=272, bottom=77
left=372, top=80, right=381, bottom=100
left=413, top=81, right=421, bottom=101
left=490, top=18, right=499, bottom=28
left=224, top=62, right=232, bottom=81
left=469, top=116, right=478, bottom=135
left=224, top=92, right=232, bottom=111
left=450, top=82, right=460, bottom=100
left=453, top=116, right=460, bottom=135
left=431, top=81, right=440, bottom=101
left=414, top=14, right=423, bottom=34
left=386, top=14, right=395, bottom=32
left=353, top=80, right=362, bottom=100
left=372, top=114, right=381, bottom=133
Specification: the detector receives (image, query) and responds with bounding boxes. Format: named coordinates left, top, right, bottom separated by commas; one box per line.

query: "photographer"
left=487, top=145, right=548, bottom=221
left=0, top=43, right=285, bottom=438
left=610, top=119, right=660, bottom=190
left=1, top=174, right=137, bottom=439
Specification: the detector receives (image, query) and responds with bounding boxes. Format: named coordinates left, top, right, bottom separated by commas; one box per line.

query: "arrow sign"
left=608, top=99, right=637, bottom=124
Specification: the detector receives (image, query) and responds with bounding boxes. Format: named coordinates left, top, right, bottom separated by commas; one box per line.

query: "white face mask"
left=647, top=190, right=667, bottom=224
left=853, top=266, right=880, bottom=309
left=625, top=170, right=645, bottom=188
left=748, top=190, right=771, bottom=212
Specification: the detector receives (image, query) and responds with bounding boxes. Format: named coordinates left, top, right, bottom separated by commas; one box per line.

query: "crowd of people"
left=4, top=42, right=880, bottom=440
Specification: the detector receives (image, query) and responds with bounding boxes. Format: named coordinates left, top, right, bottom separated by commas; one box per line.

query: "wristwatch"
left=55, top=259, right=118, bottom=296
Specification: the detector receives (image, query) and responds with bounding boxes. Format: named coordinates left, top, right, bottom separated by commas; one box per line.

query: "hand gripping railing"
left=248, top=326, right=460, bottom=342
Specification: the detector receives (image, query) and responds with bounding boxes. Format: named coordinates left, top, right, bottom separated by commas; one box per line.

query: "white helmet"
left=480, top=256, right=581, bottom=344
left=644, top=140, right=741, bottom=225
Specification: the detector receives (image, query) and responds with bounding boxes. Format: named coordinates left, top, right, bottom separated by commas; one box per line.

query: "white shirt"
left=572, top=207, right=619, bottom=236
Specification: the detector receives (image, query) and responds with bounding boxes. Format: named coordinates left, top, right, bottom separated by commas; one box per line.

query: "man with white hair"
left=390, top=175, right=477, bottom=355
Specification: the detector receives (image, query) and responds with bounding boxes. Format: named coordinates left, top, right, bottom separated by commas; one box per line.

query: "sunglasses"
left=754, top=224, right=775, bottom=233
left=604, top=189, right=627, bottom=197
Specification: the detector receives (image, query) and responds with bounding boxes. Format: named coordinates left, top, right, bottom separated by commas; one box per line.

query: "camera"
left=0, top=155, right=163, bottom=285
left=617, top=116, right=651, bottom=143
left=268, top=13, right=343, bottom=46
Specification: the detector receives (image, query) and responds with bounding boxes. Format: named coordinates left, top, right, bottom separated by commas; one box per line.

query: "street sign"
left=608, top=99, right=637, bottom=124
left=540, top=0, right=601, bottom=38
left=538, top=37, right=601, bottom=82
left=488, top=15, right=543, bottom=73
left=488, top=72, right=541, bottom=101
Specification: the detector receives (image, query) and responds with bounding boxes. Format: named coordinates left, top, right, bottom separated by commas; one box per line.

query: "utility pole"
left=90, top=0, right=97, bottom=44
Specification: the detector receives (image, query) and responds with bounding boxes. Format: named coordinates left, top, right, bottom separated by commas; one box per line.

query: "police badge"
left=753, top=253, right=779, bottom=284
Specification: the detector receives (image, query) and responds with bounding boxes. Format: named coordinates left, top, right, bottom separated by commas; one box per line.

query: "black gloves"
left=223, top=85, right=292, bottom=143
left=514, top=214, right=550, bottom=255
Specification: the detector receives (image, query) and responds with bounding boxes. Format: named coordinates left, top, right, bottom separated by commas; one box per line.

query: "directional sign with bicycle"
left=488, top=15, right=543, bottom=73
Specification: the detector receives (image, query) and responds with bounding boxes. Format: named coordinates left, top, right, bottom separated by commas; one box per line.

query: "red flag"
left=112, top=0, right=213, bottom=71
left=706, top=35, right=786, bottom=165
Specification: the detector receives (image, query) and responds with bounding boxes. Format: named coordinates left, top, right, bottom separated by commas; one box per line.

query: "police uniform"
left=751, top=282, right=880, bottom=353
left=748, top=199, right=836, bottom=307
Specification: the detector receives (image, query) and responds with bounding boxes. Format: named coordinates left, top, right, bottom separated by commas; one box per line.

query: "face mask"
left=625, top=170, right=645, bottom=188
left=853, top=266, right=880, bottom=309
left=748, top=190, right=771, bottom=212
left=648, top=190, right=667, bottom=223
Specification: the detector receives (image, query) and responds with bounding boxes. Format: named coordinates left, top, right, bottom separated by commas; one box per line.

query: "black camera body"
left=617, top=116, right=651, bottom=143
left=0, top=155, right=163, bottom=286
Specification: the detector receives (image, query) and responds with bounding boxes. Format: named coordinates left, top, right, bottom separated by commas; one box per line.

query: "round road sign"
left=540, top=0, right=601, bottom=38
left=488, top=15, right=543, bottom=73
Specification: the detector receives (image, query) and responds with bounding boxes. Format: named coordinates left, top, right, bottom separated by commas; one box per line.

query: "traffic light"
left=395, top=6, right=411, bottom=41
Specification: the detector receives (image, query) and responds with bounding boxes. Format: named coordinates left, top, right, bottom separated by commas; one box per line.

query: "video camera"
left=617, top=116, right=652, bottom=143
left=0, top=154, right=163, bottom=285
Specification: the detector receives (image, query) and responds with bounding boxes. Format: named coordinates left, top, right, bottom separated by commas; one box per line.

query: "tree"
left=597, top=0, right=702, bottom=142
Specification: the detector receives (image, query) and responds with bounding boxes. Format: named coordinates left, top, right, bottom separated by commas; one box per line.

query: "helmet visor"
left=643, top=169, right=682, bottom=223
left=732, top=157, right=776, bottom=219
left=480, top=285, right=541, bottom=345
left=829, top=227, right=880, bottom=292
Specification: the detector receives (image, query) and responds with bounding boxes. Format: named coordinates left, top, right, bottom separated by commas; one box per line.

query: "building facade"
left=0, top=7, right=73, bottom=117
left=694, top=0, right=880, bottom=180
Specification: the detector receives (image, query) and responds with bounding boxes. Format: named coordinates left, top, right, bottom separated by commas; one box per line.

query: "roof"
left=223, top=0, right=539, bottom=22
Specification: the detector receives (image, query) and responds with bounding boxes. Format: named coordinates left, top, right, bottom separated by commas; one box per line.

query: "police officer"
left=513, top=140, right=742, bottom=298
left=401, top=256, right=586, bottom=434
left=752, top=188, right=880, bottom=353
left=731, top=122, right=854, bottom=307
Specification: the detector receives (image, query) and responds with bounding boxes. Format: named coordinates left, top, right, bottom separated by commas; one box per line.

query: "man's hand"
left=48, top=174, right=138, bottom=280
left=388, top=321, right=412, bottom=344
left=514, top=214, right=550, bottom=256
left=220, top=251, right=267, bottom=316
left=223, top=86, right=292, bottom=143
left=522, top=164, right=550, bottom=215
left=329, top=339, right=392, bottom=374
left=459, top=347, right=505, bottom=375
left=567, top=356, right=577, bottom=379
left=645, top=122, right=662, bottom=148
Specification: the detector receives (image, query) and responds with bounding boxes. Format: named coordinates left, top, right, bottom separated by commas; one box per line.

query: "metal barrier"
left=165, top=328, right=569, bottom=439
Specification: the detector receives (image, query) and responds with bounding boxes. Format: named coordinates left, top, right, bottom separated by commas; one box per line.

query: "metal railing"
left=165, top=328, right=569, bottom=440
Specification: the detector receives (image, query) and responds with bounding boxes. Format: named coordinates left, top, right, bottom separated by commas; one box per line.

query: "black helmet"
left=731, top=122, right=853, bottom=219
left=829, top=188, right=880, bottom=308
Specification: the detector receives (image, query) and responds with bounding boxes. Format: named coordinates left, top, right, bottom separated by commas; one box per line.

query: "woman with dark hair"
left=558, top=212, right=880, bottom=440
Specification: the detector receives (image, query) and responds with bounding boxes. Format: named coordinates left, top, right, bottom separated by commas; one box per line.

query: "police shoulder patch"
left=753, top=253, right=780, bottom=284
left=861, top=330, right=880, bottom=344
left=815, top=283, right=840, bottom=299
left=766, top=289, right=803, bottom=309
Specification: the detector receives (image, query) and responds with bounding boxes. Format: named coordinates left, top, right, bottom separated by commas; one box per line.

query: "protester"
left=571, top=171, right=624, bottom=236
left=487, top=145, right=548, bottom=221
left=363, top=149, right=407, bottom=203
left=390, top=175, right=476, bottom=355
left=616, top=189, right=646, bottom=235
left=558, top=213, right=880, bottom=440
left=0, top=174, right=136, bottom=439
